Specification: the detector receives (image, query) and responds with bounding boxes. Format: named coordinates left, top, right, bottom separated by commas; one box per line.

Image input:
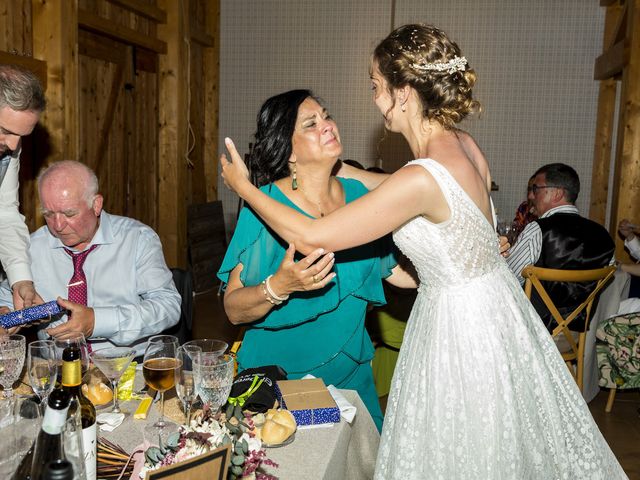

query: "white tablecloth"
left=103, top=389, right=380, bottom=480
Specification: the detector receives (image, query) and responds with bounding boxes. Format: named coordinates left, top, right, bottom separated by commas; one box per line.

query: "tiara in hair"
left=411, top=56, right=468, bottom=74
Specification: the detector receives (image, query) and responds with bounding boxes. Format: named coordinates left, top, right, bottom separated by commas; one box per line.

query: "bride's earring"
left=401, top=103, right=406, bottom=112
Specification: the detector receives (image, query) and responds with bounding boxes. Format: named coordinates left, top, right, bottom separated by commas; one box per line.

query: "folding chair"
left=523, top=265, right=616, bottom=391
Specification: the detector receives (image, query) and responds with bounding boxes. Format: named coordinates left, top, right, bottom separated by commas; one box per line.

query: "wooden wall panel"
left=0, top=0, right=33, bottom=55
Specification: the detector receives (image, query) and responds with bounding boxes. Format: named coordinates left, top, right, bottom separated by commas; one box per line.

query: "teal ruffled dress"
left=218, top=178, right=396, bottom=431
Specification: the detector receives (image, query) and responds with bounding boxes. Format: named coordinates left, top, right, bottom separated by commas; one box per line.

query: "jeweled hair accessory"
left=412, top=56, right=468, bottom=74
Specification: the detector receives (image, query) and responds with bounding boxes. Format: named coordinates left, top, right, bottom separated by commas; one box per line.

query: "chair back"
left=522, top=265, right=616, bottom=391
left=160, top=267, right=194, bottom=344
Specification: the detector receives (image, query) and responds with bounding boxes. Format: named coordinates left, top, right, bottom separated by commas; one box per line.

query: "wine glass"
left=27, top=340, right=57, bottom=407
left=192, top=353, right=234, bottom=413
left=0, top=395, right=41, bottom=477
left=175, top=346, right=197, bottom=425
left=90, top=346, right=136, bottom=414
left=496, top=219, right=516, bottom=244
left=53, top=331, right=90, bottom=382
left=0, top=334, right=26, bottom=398
left=142, top=335, right=180, bottom=441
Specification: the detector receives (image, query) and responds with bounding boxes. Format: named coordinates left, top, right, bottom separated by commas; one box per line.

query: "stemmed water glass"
left=182, top=339, right=228, bottom=358
left=192, top=353, right=234, bottom=413
left=27, top=340, right=57, bottom=407
left=0, top=335, right=26, bottom=398
left=142, top=335, right=180, bottom=441
left=175, top=346, right=197, bottom=425
left=90, top=346, right=136, bottom=414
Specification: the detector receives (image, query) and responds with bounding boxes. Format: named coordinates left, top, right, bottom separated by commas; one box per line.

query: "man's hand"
left=46, top=297, right=95, bottom=339
left=12, top=280, right=44, bottom=309
left=498, top=235, right=511, bottom=257
left=618, top=219, right=639, bottom=241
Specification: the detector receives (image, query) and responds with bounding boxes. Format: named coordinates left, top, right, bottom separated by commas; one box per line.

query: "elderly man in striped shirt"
left=505, top=163, right=614, bottom=331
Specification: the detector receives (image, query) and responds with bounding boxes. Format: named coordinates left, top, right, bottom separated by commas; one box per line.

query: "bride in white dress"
left=220, top=23, right=627, bottom=480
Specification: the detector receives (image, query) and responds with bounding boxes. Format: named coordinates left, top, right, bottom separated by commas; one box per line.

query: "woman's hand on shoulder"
left=220, top=137, right=251, bottom=195
left=269, top=243, right=337, bottom=297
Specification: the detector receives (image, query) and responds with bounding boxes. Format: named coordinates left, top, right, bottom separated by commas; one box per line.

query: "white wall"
left=219, top=0, right=604, bottom=231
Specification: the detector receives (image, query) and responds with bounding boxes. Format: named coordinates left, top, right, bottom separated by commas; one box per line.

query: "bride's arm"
left=335, top=161, right=390, bottom=190
left=221, top=138, right=431, bottom=255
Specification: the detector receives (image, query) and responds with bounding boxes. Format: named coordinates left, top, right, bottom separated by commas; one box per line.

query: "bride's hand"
left=220, top=137, right=251, bottom=195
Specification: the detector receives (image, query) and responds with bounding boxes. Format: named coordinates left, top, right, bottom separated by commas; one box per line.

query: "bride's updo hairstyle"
left=373, top=24, right=480, bottom=129
left=248, top=89, right=321, bottom=187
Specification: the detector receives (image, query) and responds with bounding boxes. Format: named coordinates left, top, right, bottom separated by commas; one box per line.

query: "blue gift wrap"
left=275, top=379, right=341, bottom=426
left=0, top=301, right=63, bottom=329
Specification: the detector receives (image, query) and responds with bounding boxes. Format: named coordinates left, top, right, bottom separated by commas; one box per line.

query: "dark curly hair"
left=373, top=24, right=480, bottom=129
left=248, top=89, right=323, bottom=187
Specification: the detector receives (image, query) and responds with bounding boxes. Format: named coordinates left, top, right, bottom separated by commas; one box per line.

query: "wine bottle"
left=43, top=460, right=74, bottom=480
left=61, top=346, right=96, bottom=480
left=29, top=389, right=71, bottom=480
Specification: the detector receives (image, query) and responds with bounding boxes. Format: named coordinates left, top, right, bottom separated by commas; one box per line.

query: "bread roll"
left=261, top=409, right=296, bottom=444
left=82, top=382, right=113, bottom=405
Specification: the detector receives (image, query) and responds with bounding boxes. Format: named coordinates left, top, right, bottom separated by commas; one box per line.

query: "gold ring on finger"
left=313, top=274, right=318, bottom=283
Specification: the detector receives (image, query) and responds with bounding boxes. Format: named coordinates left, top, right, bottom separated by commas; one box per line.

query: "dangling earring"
left=290, top=161, right=298, bottom=190
left=401, top=103, right=406, bottom=112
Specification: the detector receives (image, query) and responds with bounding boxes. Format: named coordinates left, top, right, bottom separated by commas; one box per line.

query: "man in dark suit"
left=506, top=163, right=615, bottom=331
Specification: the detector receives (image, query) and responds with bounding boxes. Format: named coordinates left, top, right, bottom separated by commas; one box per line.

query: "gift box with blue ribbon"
left=275, top=378, right=341, bottom=426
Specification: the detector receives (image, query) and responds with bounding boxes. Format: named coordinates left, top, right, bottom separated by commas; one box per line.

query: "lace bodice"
left=393, top=159, right=501, bottom=290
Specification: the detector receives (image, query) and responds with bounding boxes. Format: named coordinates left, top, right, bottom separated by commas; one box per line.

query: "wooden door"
left=78, top=28, right=159, bottom=230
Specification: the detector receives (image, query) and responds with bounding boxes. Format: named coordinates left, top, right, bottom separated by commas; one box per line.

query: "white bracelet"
left=261, top=280, right=279, bottom=305
left=265, top=274, right=289, bottom=302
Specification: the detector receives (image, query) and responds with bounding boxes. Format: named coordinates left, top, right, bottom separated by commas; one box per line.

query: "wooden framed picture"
left=145, top=444, right=231, bottom=480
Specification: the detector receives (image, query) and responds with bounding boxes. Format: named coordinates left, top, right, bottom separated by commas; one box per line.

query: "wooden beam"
left=591, top=2, right=624, bottom=224
left=589, top=78, right=617, bottom=224
left=611, top=0, right=640, bottom=261
left=157, top=0, right=189, bottom=267
left=191, top=29, right=214, bottom=47
left=0, top=51, right=47, bottom=89
left=203, top=1, right=220, bottom=202
left=32, top=0, right=79, bottom=162
left=594, top=39, right=628, bottom=79
left=78, top=8, right=167, bottom=54
left=106, top=0, right=167, bottom=23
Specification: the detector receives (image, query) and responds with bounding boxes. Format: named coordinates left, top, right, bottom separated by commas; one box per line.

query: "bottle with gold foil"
left=61, top=346, right=96, bottom=480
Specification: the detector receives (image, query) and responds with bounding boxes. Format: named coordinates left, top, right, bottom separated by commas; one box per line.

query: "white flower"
left=240, top=432, right=262, bottom=453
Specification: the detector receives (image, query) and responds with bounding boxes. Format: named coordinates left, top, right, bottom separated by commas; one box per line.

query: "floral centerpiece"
left=140, top=404, right=278, bottom=480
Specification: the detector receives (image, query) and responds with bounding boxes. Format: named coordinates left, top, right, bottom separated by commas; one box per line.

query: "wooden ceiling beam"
left=106, top=0, right=167, bottom=23
left=594, top=39, right=628, bottom=79
left=78, top=9, right=167, bottom=54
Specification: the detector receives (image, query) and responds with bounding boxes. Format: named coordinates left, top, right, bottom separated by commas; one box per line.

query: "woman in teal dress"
left=217, top=90, right=414, bottom=431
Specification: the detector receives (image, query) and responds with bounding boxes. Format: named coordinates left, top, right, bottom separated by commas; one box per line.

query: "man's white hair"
left=37, top=160, right=99, bottom=207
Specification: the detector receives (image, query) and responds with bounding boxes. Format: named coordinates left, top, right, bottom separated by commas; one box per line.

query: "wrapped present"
left=275, top=378, right=340, bottom=426
left=0, top=300, right=64, bottom=329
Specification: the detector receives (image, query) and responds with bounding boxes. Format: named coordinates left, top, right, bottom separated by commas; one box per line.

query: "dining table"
left=13, top=368, right=381, bottom=480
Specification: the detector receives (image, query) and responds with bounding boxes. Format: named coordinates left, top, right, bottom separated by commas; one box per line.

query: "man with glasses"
left=0, top=64, right=46, bottom=312
left=506, top=163, right=614, bottom=331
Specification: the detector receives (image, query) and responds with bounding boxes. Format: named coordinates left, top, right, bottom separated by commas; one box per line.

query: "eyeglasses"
left=530, top=184, right=564, bottom=195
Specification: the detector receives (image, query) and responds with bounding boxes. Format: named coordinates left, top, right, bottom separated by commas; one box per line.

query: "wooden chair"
left=522, top=265, right=616, bottom=392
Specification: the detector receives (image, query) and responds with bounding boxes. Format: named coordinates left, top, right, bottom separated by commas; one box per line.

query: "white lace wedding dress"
left=374, top=159, right=627, bottom=479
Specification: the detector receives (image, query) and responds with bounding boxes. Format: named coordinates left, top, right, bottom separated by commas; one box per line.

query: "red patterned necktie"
left=65, top=244, right=98, bottom=306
